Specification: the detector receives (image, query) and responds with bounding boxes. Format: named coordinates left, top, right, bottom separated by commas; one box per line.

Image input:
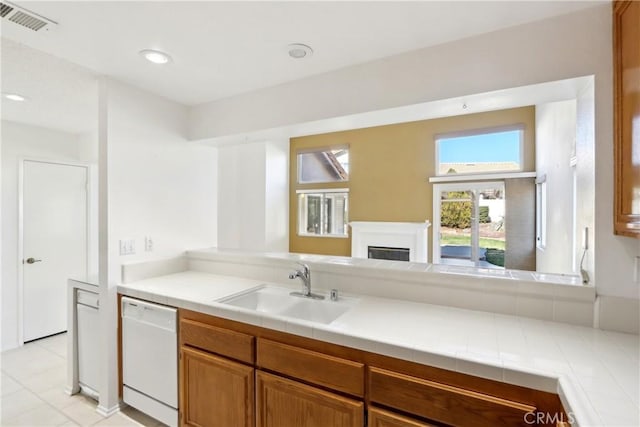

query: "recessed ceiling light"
left=2, top=93, right=27, bottom=102
left=139, top=49, right=172, bottom=65
left=287, top=43, right=313, bottom=59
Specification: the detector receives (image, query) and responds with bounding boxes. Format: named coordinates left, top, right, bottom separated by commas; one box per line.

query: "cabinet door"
left=614, top=0, right=640, bottom=236
left=368, top=407, right=435, bottom=427
left=256, top=370, right=364, bottom=427
left=180, top=346, right=254, bottom=427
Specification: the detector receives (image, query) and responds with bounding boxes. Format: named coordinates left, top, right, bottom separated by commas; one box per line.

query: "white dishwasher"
left=122, top=297, right=177, bottom=427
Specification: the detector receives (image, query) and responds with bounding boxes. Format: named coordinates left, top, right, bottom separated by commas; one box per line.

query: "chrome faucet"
left=289, top=263, right=324, bottom=300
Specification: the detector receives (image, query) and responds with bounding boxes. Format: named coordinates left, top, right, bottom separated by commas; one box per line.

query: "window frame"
left=296, top=188, right=349, bottom=238
left=536, top=175, right=547, bottom=250
left=296, top=145, right=350, bottom=185
left=434, top=124, right=525, bottom=177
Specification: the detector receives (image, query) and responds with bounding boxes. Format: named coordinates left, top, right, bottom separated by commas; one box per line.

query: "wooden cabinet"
left=256, top=370, right=364, bottom=427
left=614, top=0, right=640, bottom=237
left=177, top=309, right=566, bottom=427
left=368, top=407, right=435, bottom=427
left=180, top=346, right=254, bottom=427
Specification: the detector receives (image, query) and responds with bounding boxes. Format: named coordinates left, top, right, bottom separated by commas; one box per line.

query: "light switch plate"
left=635, top=256, right=640, bottom=283
left=145, top=236, right=153, bottom=252
left=119, top=239, right=136, bottom=256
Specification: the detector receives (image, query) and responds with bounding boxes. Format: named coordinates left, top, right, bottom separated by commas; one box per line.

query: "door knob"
left=25, top=258, right=42, bottom=264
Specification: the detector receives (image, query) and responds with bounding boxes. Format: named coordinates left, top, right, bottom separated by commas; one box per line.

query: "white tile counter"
left=118, top=270, right=639, bottom=427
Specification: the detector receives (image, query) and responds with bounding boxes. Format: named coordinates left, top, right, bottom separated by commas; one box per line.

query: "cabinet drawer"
left=368, top=406, right=436, bottom=427
left=257, top=338, right=364, bottom=397
left=369, top=366, right=537, bottom=427
left=180, top=319, right=254, bottom=364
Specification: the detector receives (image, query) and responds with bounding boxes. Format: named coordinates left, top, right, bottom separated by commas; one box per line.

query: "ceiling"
left=1, top=38, right=98, bottom=134
left=1, top=1, right=603, bottom=107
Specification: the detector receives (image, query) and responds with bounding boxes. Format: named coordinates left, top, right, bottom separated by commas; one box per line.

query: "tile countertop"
left=117, top=271, right=639, bottom=427
left=68, top=275, right=99, bottom=289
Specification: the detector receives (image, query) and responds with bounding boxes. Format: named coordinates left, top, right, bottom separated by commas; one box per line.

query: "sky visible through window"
left=439, top=130, right=520, bottom=164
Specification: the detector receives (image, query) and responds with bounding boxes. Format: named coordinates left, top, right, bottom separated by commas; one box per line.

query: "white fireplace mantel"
left=349, top=221, right=431, bottom=262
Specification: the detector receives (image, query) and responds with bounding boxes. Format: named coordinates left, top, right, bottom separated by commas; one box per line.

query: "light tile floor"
left=1, top=333, right=163, bottom=426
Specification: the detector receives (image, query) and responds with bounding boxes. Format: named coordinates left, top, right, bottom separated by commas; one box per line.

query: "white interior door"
left=22, top=160, right=88, bottom=342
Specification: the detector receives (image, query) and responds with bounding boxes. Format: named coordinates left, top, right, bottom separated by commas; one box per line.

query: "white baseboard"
left=96, top=402, right=122, bottom=417
left=63, top=385, right=79, bottom=396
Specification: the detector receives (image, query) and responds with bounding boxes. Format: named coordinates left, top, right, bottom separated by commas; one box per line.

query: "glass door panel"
left=435, top=182, right=505, bottom=269
left=439, top=190, right=474, bottom=264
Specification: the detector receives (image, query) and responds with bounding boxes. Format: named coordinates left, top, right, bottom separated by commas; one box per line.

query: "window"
left=436, top=127, right=523, bottom=176
left=296, top=146, right=350, bottom=238
left=297, top=190, right=349, bottom=237
left=298, top=148, right=349, bottom=184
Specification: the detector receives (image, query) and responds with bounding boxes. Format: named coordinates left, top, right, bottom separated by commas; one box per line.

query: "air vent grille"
left=0, top=2, right=14, bottom=18
left=0, top=1, right=56, bottom=32
left=9, top=10, right=47, bottom=31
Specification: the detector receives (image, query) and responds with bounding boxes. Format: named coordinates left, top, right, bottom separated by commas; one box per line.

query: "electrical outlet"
left=119, top=239, right=136, bottom=255
left=145, top=236, right=153, bottom=252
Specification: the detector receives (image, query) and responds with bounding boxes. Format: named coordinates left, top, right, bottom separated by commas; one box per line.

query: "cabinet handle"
left=25, top=258, right=42, bottom=264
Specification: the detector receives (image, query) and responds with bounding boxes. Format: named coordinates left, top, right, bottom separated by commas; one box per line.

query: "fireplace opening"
left=368, top=246, right=410, bottom=262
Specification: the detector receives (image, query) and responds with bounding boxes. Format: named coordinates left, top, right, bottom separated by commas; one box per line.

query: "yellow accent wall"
left=289, top=106, right=535, bottom=257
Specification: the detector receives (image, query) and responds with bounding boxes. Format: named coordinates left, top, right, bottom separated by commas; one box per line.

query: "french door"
left=433, top=181, right=505, bottom=268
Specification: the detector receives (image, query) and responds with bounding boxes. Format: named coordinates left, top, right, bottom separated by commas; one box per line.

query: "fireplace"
left=350, top=221, right=431, bottom=263
left=368, top=246, right=410, bottom=261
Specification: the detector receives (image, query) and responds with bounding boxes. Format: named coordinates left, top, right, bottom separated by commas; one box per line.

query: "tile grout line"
left=1, top=365, right=85, bottom=426
left=3, top=365, right=147, bottom=426
left=1, top=335, right=96, bottom=426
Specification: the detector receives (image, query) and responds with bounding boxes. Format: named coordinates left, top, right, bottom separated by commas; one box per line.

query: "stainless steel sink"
left=219, top=285, right=357, bottom=325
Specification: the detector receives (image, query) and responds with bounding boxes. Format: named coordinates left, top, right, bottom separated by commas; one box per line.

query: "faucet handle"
left=296, top=262, right=310, bottom=275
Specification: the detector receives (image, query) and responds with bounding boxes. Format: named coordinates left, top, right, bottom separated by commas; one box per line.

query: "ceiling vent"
left=0, top=1, right=57, bottom=32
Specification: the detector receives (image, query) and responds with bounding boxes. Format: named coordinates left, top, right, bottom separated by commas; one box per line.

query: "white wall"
left=77, top=131, right=100, bottom=277
left=106, top=80, right=218, bottom=266
left=265, top=140, right=289, bottom=252
left=100, top=79, right=218, bottom=412
left=218, top=142, right=266, bottom=250
left=190, top=5, right=640, bottom=300
left=0, top=120, right=96, bottom=350
left=535, top=100, right=578, bottom=274
left=190, top=7, right=608, bottom=141
left=217, top=140, right=289, bottom=252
